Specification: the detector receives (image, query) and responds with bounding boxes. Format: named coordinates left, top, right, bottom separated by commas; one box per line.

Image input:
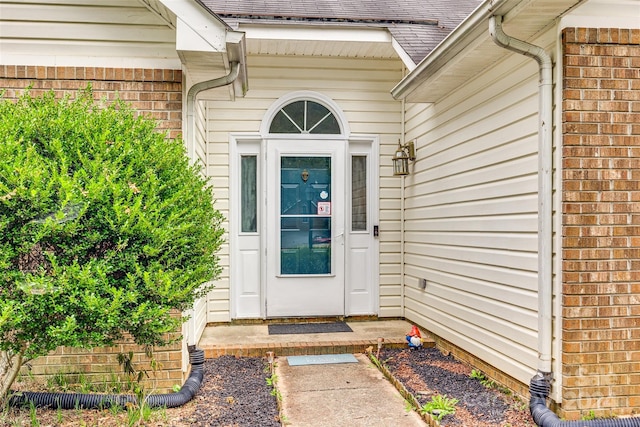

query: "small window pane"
left=307, top=101, right=330, bottom=125
left=310, top=113, right=340, bottom=134
left=268, top=100, right=340, bottom=134
left=270, top=110, right=299, bottom=133
left=352, top=156, right=367, bottom=231
left=282, top=101, right=305, bottom=128
left=241, top=155, right=257, bottom=232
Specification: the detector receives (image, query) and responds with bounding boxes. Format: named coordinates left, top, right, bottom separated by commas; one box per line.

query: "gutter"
left=391, top=0, right=512, bottom=100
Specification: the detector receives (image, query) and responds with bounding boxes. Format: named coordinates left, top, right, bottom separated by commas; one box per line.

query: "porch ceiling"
left=246, top=37, right=399, bottom=60
left=391, top=0, right=585, bottom=103
left=232, top=22, right=400, bottom=60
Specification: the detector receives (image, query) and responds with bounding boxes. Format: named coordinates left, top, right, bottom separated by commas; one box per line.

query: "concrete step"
left=198, top=319, right=434, bottom=358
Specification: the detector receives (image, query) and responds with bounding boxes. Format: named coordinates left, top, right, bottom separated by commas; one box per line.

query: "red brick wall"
left=0, top=65, right=183, bottom=139
left=562, top=28, right=640, bottom=419
left=1, top=65, right=185, bottom=392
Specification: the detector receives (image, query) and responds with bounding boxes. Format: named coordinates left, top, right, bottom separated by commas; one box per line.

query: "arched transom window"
left=269, top=100, right=341, bottom=134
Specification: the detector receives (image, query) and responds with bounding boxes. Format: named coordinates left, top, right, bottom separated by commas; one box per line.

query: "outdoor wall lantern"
left=392, top=140, right=416, bottom=176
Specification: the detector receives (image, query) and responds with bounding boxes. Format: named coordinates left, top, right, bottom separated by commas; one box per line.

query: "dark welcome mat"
left=268, top=322, right=353, bottom=335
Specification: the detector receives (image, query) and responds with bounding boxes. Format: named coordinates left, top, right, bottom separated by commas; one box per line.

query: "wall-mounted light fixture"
left=392, top=140, right=416, bottom=176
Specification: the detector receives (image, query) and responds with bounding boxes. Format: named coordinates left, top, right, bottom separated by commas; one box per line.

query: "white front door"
left=265, top=140, right=345, bottom=317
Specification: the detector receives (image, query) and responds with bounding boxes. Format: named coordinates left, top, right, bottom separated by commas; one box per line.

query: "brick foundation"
left=562, top=27, right=640, bottom=418
left=23, top=338, right=184, bottom=393
left=2, top=65, right=185, bottom=393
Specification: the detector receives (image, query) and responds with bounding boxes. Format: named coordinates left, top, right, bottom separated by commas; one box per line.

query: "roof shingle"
left=199, top=0, right=480, bottom=63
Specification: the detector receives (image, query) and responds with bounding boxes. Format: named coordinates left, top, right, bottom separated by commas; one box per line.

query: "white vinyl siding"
left=205, top=55, right=403, bottom=321
left=402, top=29, right=558, bottom=386
left=194, top=101, right=207, bottom=170
left=0, top=1, right=178, bottom=68
left=188, top=100, right=209, bottom=341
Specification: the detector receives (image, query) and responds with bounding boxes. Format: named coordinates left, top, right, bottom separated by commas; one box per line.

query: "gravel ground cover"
left=4, top=350, right=535, bottom=426
left=379, top=347, right=535, bottom=426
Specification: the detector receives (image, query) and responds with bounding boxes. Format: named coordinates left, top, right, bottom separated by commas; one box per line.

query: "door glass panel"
left=351, top=155, right=367, bottom=231
left=280, top=156, right=331, bottom=275
left=241, top=155, right=257, bottom=233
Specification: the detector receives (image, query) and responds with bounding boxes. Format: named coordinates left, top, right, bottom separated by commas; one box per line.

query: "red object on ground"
left=409, top=325, right=421, bottom=338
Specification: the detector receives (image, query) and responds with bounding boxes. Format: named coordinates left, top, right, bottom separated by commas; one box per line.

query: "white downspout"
left=400, top=97, right=406, bottom=316
left=489, top=15, right=553, bottom=376
left=184, top=61, right=240, bottom=349
left=186, top=62, right=240, bottom=163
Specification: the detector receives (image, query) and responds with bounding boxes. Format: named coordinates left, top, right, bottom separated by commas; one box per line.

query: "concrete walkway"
left=275, top=353, right=426, bottom=427
left=198, top=319, right=432, bottom=426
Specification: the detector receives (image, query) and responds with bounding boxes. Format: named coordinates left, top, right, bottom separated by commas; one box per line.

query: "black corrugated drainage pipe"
left=530, top=372, right=640, bottom=427
left=8, top=348, right=205, bottom=410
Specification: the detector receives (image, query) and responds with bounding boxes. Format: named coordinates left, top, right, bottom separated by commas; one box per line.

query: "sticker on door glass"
left=317, top=202, right=331, bottom=215
left=320, top=190, right=329, bottom=200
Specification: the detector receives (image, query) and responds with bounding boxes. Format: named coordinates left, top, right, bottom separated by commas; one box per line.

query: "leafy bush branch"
left=0, top=88, right=224, bottom=402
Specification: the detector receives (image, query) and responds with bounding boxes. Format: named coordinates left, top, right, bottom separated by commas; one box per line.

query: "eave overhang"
left=157, top=0, right=248, bottom=97
left=391, top=0, right=585, bottom=103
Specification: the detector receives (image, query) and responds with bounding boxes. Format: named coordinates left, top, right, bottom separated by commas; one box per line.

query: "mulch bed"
left=378, top=347, right=535, bottom=426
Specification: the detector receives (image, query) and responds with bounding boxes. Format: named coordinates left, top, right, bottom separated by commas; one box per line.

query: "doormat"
left=268, top=322, right=353, bottom=335
left=287, top=354, right=358, bottom=366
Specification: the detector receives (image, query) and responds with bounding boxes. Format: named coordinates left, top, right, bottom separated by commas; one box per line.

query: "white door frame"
left=229, top=91, right=379, bottom=319
left=230, top=134, right=380, bottom=319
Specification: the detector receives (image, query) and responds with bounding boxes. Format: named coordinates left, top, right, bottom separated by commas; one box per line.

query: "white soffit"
left=391, top=0, right=585, bottom=103
left=239, top=24, right=398, bottom=59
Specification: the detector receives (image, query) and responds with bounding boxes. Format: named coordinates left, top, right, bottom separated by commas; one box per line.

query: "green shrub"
left=0, top=88, right=224, bottom=400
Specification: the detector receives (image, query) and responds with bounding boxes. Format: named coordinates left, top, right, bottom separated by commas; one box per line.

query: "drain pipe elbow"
left=185, top=61, right=241, bottom=162
left=489, top=15, right=551, bottom=70
left=529, top=373, right=640, bottom=427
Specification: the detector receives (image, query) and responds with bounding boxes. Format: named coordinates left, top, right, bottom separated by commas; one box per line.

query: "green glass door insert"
left=280, top=156, right=331, bottom=275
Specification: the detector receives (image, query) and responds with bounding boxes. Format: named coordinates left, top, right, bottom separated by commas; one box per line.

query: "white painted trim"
left=159, top=0, right=227, bottom=51
left=241, top=25, right=392, bottom=43
left=391, top=38, right=417, bottom=71
left=551, top=23, right=565, bottom=404
left=560, top=14, right=640, bottom=29
left=0, top=50, right=181, bottom=68
left=259, top=90, right=351, bottom=137
left=561, top=0, right=640, bottom=29
left=347, top=134, right=381, bottom=315
left=229, top=133, right=265, bottom=319
left=229, top=132, right=381, bottom=318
